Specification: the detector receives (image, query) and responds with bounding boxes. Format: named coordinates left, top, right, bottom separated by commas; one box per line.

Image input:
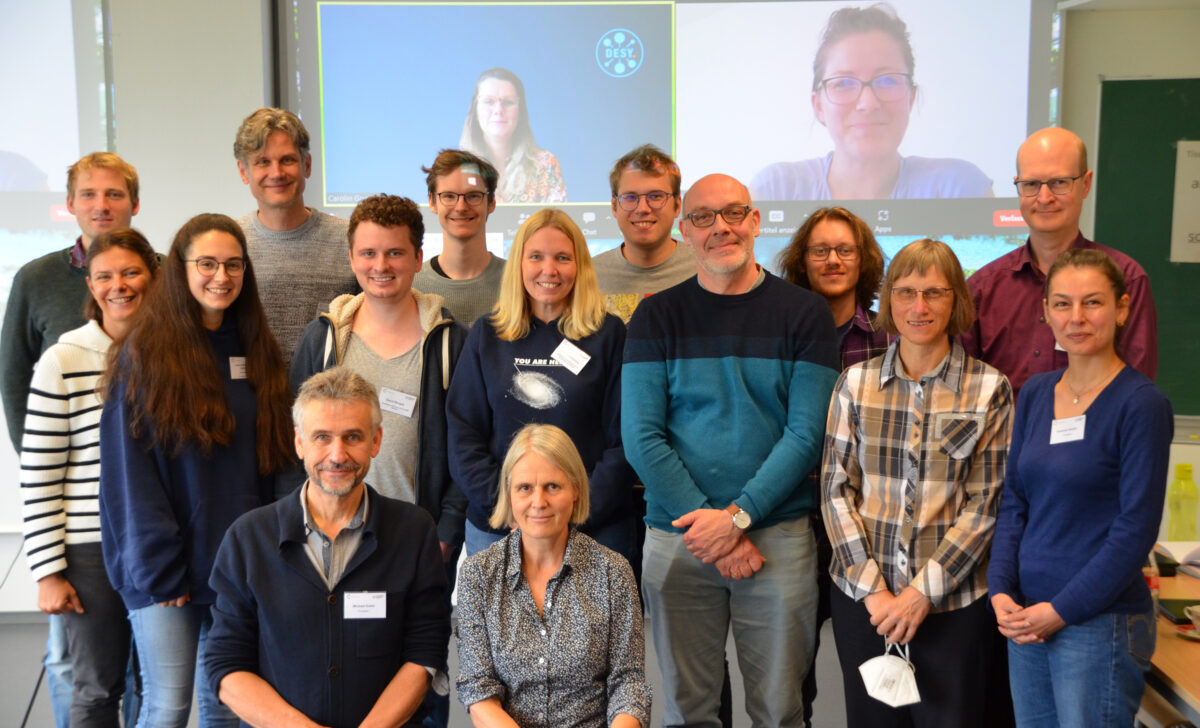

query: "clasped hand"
left=864, top=586, right=932, bottom=645
left=672, top=508, right=764, bottom=580
left=991, top=593, right=1065, bottom=644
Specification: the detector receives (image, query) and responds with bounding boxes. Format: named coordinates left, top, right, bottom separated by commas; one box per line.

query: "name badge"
left=379, top=387, right=417, bottom=418
left=229, top=357, right=247, bottom=380
left=551, top=339, right=591, bottom=375
left=1054, top=340, right=1066, bottom=352
left=1049, top=415, right=1086, bottom=444
left=344, top=591, right=386, bottom=619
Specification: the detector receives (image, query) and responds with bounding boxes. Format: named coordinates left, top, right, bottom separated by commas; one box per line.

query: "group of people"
left=1, top=95, right=1169, bottom=728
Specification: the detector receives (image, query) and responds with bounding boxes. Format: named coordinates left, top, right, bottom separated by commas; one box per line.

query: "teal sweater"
left=622, top=273, right=839, bottom=532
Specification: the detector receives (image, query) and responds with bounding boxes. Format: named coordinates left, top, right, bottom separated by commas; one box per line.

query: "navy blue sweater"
left=988, top=367, right=1173, bottom=625
left=100, top=318, right=271, bottom=609
left=445, top=314, right=634, bottom=534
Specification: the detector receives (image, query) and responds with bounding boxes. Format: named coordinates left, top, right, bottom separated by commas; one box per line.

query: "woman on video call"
left=753, top=3, right=993, bottom=201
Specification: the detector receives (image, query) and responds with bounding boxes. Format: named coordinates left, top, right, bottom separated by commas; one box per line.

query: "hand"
left=158, top=592, right=191, bottom=608
left=37, top=574, right=84, bottom=615
left=440, top=541, right=454, bottom=564
left=991, top=593, right=1031, bottom=640
left=673, top=508, right=740, bottom=563
left=714, top=538, right=765, bottom=580
left=870, top=586, right=932, bottom=645
left=1000, top=601, right=1065, bottom=644
left=863, top=589, right=896, bottom=621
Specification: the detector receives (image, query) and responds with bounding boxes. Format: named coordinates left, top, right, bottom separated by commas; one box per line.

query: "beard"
left=308, top=460, right=367, bottom=498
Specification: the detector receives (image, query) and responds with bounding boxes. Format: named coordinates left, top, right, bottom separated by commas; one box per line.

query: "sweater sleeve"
left=1117, top=271, right=1157, bottom=382
left=580, top=317, right=635, bottom=530
left=445, top=324, right=503, bottom=523
left=987, top=386, right=1032, bottom=602
left=20, top=348, right=72, bottom=580
left=1049, top=384, right=1173, bottom=624
left=400, top=513, right=452, bottom=671
left=435, top=324, right=469, bottom=547
left=99, top=377, right=190, bottom=603
left=289, top=317, right=331, bottom=397
left=1, top=266, right=43, bottom=450
left=205, top=519, right=261, bottom=696
left=454, top=558, right=506, bottom=709
left=604, top=553, right=651, bottom=727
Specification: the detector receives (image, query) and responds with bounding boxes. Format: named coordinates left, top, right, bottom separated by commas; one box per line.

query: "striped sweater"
left=21, top=320, right=111, bottom=581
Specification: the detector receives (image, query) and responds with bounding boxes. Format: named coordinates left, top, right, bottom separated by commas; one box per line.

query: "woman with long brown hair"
left=99, top=213, right=293, bottom=728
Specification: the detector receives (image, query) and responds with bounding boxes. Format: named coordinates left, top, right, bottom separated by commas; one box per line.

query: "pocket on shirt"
left=936, top=413, right=984, bottom=460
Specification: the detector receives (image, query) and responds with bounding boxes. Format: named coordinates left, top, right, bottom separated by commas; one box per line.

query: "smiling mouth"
left=108, top=295, right=135, bottom=304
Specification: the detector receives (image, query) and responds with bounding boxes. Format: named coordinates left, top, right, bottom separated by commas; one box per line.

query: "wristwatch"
left=731, top=508, right=751, bottom=530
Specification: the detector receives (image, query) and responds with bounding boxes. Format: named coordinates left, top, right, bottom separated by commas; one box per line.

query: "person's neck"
left=306, top=481, right=365, bottom=541
left=827, top=293, right=857, bottom=327
left=201, top=311, right=224, bottom=331
left=1028, top=228, right=1080, bottom=275
left=257, top=202, right=311, bottom=232
left=622, top=238, right=676, bottom=268
left=827, top=152, right=901, bottom=200
left=437, top=235, right=492, bottom=279
left=79, top=233, right=93, bottom=253
left=520, top=529, right=567, bottom=574
left=1063, top=349, right=1124, bottom=394
left=102, top=317, right=133, bottom=341
left=359, top=289, right=420, bottom=328
left=530, top=301, right=565, bottom=324
left=698, top=262, right=760, bottom=296
left=485, top=139, right=510, bottom=169
left=897, top=336, right=950, bottom=380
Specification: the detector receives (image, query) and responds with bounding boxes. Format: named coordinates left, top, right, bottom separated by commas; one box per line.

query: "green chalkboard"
left=1096, top=77, right=1200, bottom=416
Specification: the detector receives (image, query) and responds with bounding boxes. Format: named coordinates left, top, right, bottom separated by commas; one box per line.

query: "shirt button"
left=539, top=657, right=545, bottom=664
left=545, top=599, right=551, bottom=608
left=540, top=629, right=547, bottom=637
left=327, top=594, right=336, bottom=605
left=1034, top=350, right=1041, bottom=357
left=1039, top=315, right=1046, bottom=323
left=328, top=666, right=339, bottom=677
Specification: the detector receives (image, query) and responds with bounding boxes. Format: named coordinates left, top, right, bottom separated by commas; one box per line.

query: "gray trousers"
left=61, top=542, right=132, bottom=728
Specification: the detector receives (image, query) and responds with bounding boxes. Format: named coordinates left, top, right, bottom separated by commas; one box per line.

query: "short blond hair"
left=488, top=208, right=606, bottom=342
left=68, top=152, right=139, bottom=204
left=490, top=424, right=590, bottom=529
left=875, top=238, right=974, bottom=337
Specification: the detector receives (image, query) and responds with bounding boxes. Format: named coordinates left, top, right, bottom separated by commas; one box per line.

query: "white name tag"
left=551, top=339, right=591, bottom=375
left=379, top=387, right=417, bottom=418
left=344, top=591, right=386, bottom=619
left=1054, top=340, right=1066, bottom=352
left=1050, top=415, right=1086, bottom=444
left=229, top=357, right=247, bottom=380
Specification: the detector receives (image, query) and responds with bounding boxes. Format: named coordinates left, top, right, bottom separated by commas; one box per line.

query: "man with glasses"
left=233, top=107, right=355, bottom=363
left=623, top=173, right=839, bottom=727
left=963, top=127, right=1157, bottom=397
left=594, top=145, right=696, bottom=323
left=414, top=149, right=504, bottom=327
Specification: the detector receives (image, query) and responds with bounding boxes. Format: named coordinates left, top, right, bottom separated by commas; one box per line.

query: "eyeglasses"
left=891, top=286, right=953, bottom=304
left=806, top=245, right=859, bottom=261
left=436, top=191, right=487, bottom=207
left=615, top=191, right=674, bottom=211
left=478, top=96, right=518, bottom=110
left=187, top=257, right=246, bottom=276
left=683, top=205, right=752, bottom=228
left=1013, top=175, right=1084, bottom=197
left=819, top=73, right=913, bottom=105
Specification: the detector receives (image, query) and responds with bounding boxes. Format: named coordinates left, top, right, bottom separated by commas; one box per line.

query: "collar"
left=1011, top=231, right=1089, bottom=275
left=298, top=480, right=370, bottom=540
left=69, top=237, right=87, bottom=269
left=879, top=338, right=966, bottom=394
left=503, top=526, right=585, bottom=592
left=849, top=305, right=876, bottom=332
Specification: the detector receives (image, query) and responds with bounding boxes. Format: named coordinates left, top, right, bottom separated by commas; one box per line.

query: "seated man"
left=206, top=367, right=450, bottom=727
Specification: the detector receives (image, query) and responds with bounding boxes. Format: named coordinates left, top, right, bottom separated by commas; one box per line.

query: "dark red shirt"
left=961, top=233, right=1157, bottom=399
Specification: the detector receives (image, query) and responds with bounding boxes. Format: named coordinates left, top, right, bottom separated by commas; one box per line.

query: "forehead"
left=524, top=226, right=573, bottom=251
left=353, top=220, right=415, bottom=251
left=188, top=229, right=243, bottom=257
left=301, top=398, right=373, bottom=433
left=809, top=218, right=856, bottom=243
left=1018, top=139, right=1081, bottom=177
left=511, top=451, right=570, bottom=480
left=477, top=78, right=518, bottom=98
left=254, top=130, right=302, bottom=159
left=434, top=165, right=487, bottom=192
left=894, top=265, right=950, bottom=288
left=684, top=177, right=749, bottom=211
left=616, top=167, right=671, bottom=193
left=74, top=167, right=130, bottom=193
left=1047, top=266, right=1112, bottom=295
left=823, top=30, right=908, bottom=74
left=89, top=247, right=144, bottom=270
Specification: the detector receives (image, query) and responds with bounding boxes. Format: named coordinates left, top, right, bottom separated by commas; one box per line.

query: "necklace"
left=1063, top=361, right=1123, bottom=404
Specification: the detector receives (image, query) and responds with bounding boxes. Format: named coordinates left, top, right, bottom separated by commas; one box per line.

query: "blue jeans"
left=46, top=614, right=73, bottom=728
left=464, top=520, right=506, bottom=557
left=1007, top=608, right=1155, bottom=728
left=128, top=603, right=238, bottom=728
left=643, top=517, right=818, bottom=728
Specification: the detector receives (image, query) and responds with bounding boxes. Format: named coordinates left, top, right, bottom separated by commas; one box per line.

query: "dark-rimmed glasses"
left=187, top=257, right=245, bottom=276
left=1012, top=175, right=1083, bottom=197
left=435, top=191, right=487, bottom=207
left=683, top=205, right=752, bottom=228
left=615, top=191, right=674, bottom=211
left=806, top=245, right=859, bottom=261
left=818, top=73, right=913, bottom=105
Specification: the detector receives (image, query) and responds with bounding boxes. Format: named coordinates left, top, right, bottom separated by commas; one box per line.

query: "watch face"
left=733, top=509, right=751, bottom=529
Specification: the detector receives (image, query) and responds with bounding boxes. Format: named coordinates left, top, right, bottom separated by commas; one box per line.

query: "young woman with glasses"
left=99, top=213, right=293, bottom=727
left=753, top=3, right=993, bottom=200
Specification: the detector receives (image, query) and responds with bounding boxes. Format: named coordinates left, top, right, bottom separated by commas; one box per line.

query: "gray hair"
left=292, top=367, right=381, bottom=435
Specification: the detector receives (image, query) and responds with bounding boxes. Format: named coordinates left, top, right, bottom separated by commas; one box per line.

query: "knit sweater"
left=1, top=246, right=89, bottom=449
left=592, top=240, right=696, bottom=323
left=622, top=273, right=839, bottom=531
left=21, top=320, right=111, bottom=580
left=412, top=253, right=505, bottom=329
left=236, top=209, right=355, bottom=362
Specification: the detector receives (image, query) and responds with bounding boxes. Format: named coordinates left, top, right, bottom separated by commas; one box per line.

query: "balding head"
left=682, top=174, right=751, bottom=213
left=1017, top=127, right=1088, bottom=178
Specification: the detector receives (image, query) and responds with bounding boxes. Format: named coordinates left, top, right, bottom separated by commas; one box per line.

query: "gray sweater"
left=412, top=253, right=505, bottom=329
left=236, top=209, right=356, bottom=361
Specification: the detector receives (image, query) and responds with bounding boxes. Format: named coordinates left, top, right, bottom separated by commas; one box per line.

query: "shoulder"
left=592, top=246, right=626, bottom=270
left=1112, top=368, right=1172, bottom=418
left=751, top=158, right=826, bottom=200
left=13, top=249, right=73, bottom=287
left=310, top=209, right=350, bottom=232
left=372, top=491, right=438, bottom=533
left=899, top=156, right=993, bottom=197
left=1083, top=239, right=1150, bottom=282
left=967, top=246, right=1024, bottom=291
left=226, top=497, right=289, bottom=543
left=534, top=149, right=559, bottom=166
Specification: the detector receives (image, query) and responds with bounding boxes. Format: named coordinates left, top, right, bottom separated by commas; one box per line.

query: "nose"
left=1035, top=181, right=1057, bottom=204
left=453, top=194, right=471, bottom=210
left=211, top=262, right=232, bottom=284
left=635, top=195, right=652, bottom=213
left=910, top=292, right=931, bottom=313
left=856, top=84, right=883, bottom=111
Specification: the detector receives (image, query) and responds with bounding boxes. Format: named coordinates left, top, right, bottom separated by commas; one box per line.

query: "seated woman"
left=753, top=4, right=992, bottom=200
left=460, top=67, right=567, bottom=204
left=21, top=228, right=158, bottom=725
left=822, top=238, right=1012, bottom=727
left=446, top=208, right=636, bottom=562
left=988, top=248, right=1172, bottom=728
left=456, top=423, right=650, bottom=728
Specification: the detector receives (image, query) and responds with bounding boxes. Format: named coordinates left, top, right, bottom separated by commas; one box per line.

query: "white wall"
left=1060, top=6, right=1200, bottom=237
